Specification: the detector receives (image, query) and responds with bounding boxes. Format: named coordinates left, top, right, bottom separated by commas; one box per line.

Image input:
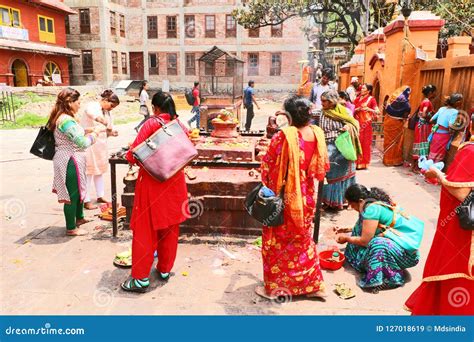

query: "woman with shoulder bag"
left=49, top=88, right=104, bottom=236
left=121, top=91, right=190, bottom=293
left=337, top=184, right=421, bottom=291
left=405, top=116, right=474, bottom=315
left=257, top=95, right=329, bottom=300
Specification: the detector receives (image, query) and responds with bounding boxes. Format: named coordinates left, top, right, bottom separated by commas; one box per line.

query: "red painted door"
left=129, top=52, right=144, bottom=80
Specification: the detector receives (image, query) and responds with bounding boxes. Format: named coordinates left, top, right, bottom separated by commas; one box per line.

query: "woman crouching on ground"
left=336, top=184, right=420, bottom=291
left=121, top=91, right=189, bottom=293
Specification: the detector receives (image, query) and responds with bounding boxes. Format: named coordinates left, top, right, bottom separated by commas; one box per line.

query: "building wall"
left=64, top=0, right=308, bottom=91
left=1, top=0, right=68, bottom=46
left=0, top=50, right=69, bottom=85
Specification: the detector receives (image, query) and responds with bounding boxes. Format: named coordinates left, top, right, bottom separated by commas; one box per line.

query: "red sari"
left=260, top=128, right=329, bottom=297
left=354, top=95, right=378, bottom=169
left=412, top=99, right=434, bottom=160
left=126, top=113, right=189, bottom=278
left=405, top=143, right=474, bottom=315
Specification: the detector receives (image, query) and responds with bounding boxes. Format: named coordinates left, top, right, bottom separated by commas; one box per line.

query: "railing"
left=0, top=91, right=16, bottom=124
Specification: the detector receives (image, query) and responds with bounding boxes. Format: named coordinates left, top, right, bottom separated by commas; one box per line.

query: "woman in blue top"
left=428, top=93, right=463, bottom=163
left=336, top=184, right=420, bottom=291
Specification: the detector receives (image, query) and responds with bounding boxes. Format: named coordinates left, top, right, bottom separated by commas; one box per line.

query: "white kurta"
left=81, top=102, right=112, bottom=175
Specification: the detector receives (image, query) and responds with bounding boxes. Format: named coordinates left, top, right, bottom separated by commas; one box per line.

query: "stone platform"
left=195, top=137, right=259, bottom=161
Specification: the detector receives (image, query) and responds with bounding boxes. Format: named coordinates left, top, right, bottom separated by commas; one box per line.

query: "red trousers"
left=131, top=224, right=180, bottom=279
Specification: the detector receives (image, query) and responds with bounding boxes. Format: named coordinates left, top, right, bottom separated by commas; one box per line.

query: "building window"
left=205, top=15, right=215, bottom=38
left=0, top=6, right=21, bottom=27
left=167, top=53, right=177, bottom=75
left=65, top=15, right=70, bottom=34
left=248, top=27, right=259, bottom=38
left=149, top=53, right=159, bottom=75
left=248, top=53, right=258, bottom=76
left=112, top=51, right=118, bottom=74
left=271, top=23, right=283, bottom=37
left=147, top=16, right=157, bottom=39
left=38, top=15, right=55, bottom=43
left=82, top=50, right=93, bottom=74
left=110, top=11, right=116, bottom=35
left=166, top=16, right=177, bottom=39
left=79, top=9, right=90, bottom=34
left=119, top=14, right=125, bottom=37
left=121, top=52, right=127, bottom=74
left=185, top=53, right=195, bottom=75
left=44, top=62, right=61, bottom=84
left=226, top=15, right=236, bottom=38
left=184, top=15, right=195, bottom=38
left=270, top=53, right=281, bottom=76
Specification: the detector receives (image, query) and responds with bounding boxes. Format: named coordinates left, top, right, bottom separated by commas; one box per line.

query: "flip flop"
left=335, top=283, right=356, bottom=299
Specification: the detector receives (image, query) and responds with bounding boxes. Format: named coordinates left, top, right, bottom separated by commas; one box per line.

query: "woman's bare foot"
left=97, top=197, right=110, bottom=204
left=66, top=228, right=87, bottom=236
left=76, top=218, right=91, bottom=227
left=254, top=285, right=277, bottom=300
left=306, top=290, right=327, bottom=299
left=84, top=202, right=98, bottom=210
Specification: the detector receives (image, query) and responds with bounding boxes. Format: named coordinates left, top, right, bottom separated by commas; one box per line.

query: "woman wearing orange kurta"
left=405, top=133, right=474, bottom=315
left=257, top=95, right=329, bottom=299
left=354, top=84, right=379, bottom=170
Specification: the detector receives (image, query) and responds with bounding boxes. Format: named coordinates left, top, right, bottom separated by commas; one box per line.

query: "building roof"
left=198, top=46, right=244, bottom=63
left=0, top=38, right=80, bottom=56
left=29, top=0, right=77, bottom=15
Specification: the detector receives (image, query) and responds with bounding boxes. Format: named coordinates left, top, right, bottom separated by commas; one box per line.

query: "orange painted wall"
left=1, top=0, right=68, bottom=46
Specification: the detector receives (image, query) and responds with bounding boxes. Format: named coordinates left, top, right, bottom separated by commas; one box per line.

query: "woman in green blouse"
left=335, top=184, right=420, bottom=291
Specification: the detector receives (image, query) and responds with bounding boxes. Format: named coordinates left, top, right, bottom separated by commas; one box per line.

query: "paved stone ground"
left=0, top=107, right=441, bottom=315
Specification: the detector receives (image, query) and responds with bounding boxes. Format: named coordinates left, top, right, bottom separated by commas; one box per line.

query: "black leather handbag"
left=244, top=164, right=288, bottom=227
left=30, top=126, right=55, bottom=160
left=456, top=191, right=474, bottom=230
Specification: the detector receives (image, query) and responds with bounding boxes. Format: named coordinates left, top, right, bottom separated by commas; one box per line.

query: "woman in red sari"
left=257, top=96, right=329, bottom=300
left=405, top=120, right=474, bottom=314
left=411, top=85, right=436, bottom=168
left=354, top=84, right=379, bottom=170
left=121, top=91, right=189, bottom=293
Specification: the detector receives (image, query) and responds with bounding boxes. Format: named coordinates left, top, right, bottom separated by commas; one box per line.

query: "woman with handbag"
left=411, top=85, right=437, bottom=169
left=48, top=88, right=104, bottom=236
left=336, top=184, right=420, bottom=291
left=81, top=89, right=120, bottom=210
left=405, top=120, right=474, bottom=315
left=121, top=91, right=190, bottom=293
left=353, top=84, right=380, bottom=170
left=320, top=90, right=362, bottom=210
left=257, top=95, right=329, bottom=300
left=134, top=80, right=151, bottom=133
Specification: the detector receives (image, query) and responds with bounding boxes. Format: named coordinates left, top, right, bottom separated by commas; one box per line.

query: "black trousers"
left=245, top=105, right=254, bottom=131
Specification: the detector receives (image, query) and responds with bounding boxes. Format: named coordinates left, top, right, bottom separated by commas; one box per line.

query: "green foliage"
left=1, top=112, right=47, bottom=129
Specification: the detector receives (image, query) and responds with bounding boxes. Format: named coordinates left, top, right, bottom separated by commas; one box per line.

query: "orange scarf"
left=276, top=126, right=329, bottom=230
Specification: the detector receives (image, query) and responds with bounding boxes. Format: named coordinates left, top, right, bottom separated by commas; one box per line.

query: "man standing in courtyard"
left=346, top=76, right=360, bottom=102
left=187, top=81, right=201, bottom=129
left=244, top=80, right=260, bottom=131
left=310, top=68, right=336, bottom=110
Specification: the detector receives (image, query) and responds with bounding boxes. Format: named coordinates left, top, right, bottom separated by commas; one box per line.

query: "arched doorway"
left=12, top=59, right=29, bottom=87
left=44, top=61, right=62, bottom=84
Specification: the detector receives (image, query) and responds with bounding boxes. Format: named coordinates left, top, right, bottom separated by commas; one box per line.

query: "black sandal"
left=121, top=277, right=149, bottom=293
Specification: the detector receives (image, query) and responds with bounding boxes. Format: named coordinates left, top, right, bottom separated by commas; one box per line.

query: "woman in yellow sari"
left=257, top=95, right=329, bottom=299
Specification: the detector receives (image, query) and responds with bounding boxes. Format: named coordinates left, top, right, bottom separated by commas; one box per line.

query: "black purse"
left=407, top=106, right=420, bottom=130
left=30, top=126, right=55, bottom=160
left=456, top=191, right=474, bottom=230
left=244, top=163, right=288, bottom=227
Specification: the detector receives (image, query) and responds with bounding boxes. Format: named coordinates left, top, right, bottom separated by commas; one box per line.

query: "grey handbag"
left=132, top=117, right=198, bottom=182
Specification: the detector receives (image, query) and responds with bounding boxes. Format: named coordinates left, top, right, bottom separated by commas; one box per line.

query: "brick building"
left=64, top=0, right=308, bottom=91
left=0, top=0, right=78, bottom=86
